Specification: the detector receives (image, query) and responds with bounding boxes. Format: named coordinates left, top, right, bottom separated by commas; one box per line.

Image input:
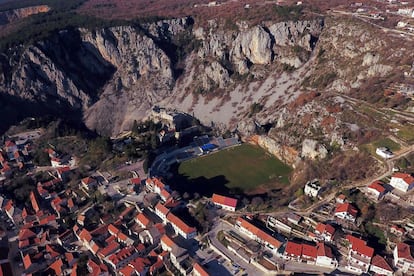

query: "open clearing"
left=176, top=144, right=292, bottom=195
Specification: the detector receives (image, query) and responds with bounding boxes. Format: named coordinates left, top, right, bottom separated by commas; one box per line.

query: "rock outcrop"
left=0, top=5, right=50, bottom=25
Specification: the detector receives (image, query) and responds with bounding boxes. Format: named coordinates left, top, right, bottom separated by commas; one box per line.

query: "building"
left=393, top=243, right=414, bottom=274
left=376, top=147, right=394, bottom=159
left=334, top=203, right=358, bottom=222
left=304, top=179, right=321, bottom=197
left=81, top=177, right=97, bottom=191
left=367, top=180, right=386, bottom=200
left=135, top=213, right=152, bottom=229
left=346, top=235, right=374, bottom=274
left=390, top=173, right=414, bottom=192
left=166, top=213, right=197, bottom=239
left=155, top=202, right=170, bottom=223
left=192, top=262, right=210, bottom=276
left=235, top=217, right=282, bottom=254
left=314, top=223, right=336, bottom=242
left=316, top=243, right=338, bottom=269
left=369, top=255, right=393, bottom=276
left=284, top=241, right=302, bottom=261
left=211, top=194, right=237, bottom=212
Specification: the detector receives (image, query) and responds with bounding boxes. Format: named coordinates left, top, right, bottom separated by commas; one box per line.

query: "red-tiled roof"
left=108, top=224, right=120, bottom=236
left=130, top=178, right=141, bottom=185
left=161, top=235, right=176, bottom=249
left=335, top=203, right=358, bottom=217
left=23, top=254, right=32, bottom=269
left=392, top=172, right=414, bottom=185
left=346, top=235, right=374, bottom=258
left=395, top=243, right=414, bottom=261
left=368, top=181, right=386, bottom=193
left=49, top=259, right=63, bottom=275
left=119, top=265, right=135, bottom=276
left=29, top=191, right=40, bottom=213
left=236, top=217, right=282, bottom=249
left=19, top=228, right=36, bottom=240
left=135, top=213, right=151, bottom=228
left=160, top=188, right=171, bottom=200
left=129, top=257, right=151, bottom=273
left=98, top=241, right=120, bottom=258
left=285, top=241, right=302, bottom=257
left=371, top=255, right=393, bottom=272
left=315, top=223, right=335, bottom=236
left=212, top=193, right=237, bottom=208
left=155, top=202, right=170, bottom=216
left=302, top=244, right=317, bottom=258
left=81, top=177, right=95, bottom=185
left=108, top=246, right=135, bottom=265
left=317, top=242, right=334, bottom=258
left=166, top=212, right=196, bottom=235
left=5, top=141, right=15, bottom=148
left=193, top=262, right=210, bottom=276
left=57, top=166, right=71, bottom=174
left=119, top=206, right=135, bottom=219
left=78, top=229, right=92, bottom=242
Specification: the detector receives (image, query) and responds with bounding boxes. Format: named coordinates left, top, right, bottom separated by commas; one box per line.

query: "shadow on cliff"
left=0, top=93, right=87, bottom=135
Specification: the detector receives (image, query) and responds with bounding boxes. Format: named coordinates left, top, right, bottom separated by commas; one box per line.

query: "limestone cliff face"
left=0, top=17, right=325, bottom=136
left=0, top=5, right=50, bottom=25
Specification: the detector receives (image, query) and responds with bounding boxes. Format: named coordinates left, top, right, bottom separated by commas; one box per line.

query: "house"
left=367, top=180, right=387, bottom=200
left=235, top=217, right=282, bottom=254
left=316, top=243, right=338, bottom=268
left=369, top=255, right=393, bottom=276
left=390, top=225, right=406, bottom=236
left=211, top=193, right=237, bottom=212
left=81, top=177, right=97, bottom=191
left=304, top=179, right=321, bottom=197
left=155, top=202, right=170, bottom=223
left=138, top=224, right=165, bottom=245
left=376, top=147, right=394, bottom=159
left=334, top=203, right=358, bottom=222
left=106, top=246, right=138, bottom=270
left=170, top=245, right=192, bottom=276
left=301, top=244, right=317, bottom=264
left=51, top=157, right=63, bottom=167
left=166, top=212, right=197, bottom=239
left=192, top=262, right=210, bottom=276
left=57, top=166, right=71, bottom=181
left=346, top=235, right=374, bottom=274
left=135, top=213, right=152, bottom=229
left=393, top=243, right=414, bottom=273
left=283, top=241, right=302, bottom=261
left=161, top=234, right=176, bottom=252
left=87, top=260, right=109, bottom=276
left=314, top=223, right=336, bottom=242
left=145, top=177, right=169, bottom=195
left=336, top=194, right=346, bottom=204
left=390, top=172, right=414, bottom=192
left=4, top=141, right=17, bottom=154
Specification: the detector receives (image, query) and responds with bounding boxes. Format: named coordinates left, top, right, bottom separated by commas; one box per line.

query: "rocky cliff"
left=0, top=5, right=50, bottom=25
left=0, top=15, right=412, bottom=160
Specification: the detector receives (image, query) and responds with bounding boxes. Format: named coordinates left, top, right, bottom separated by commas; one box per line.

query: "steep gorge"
left=0, top=15, right=412, bottom=160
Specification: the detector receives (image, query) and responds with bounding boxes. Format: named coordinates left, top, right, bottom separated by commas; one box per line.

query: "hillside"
left=0, top=0, right=413, bottom=185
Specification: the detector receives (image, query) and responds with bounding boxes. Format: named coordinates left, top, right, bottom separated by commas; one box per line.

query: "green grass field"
left=178, top=144, right=292, bottom=194
left=361, top=137, right=401, bottom=158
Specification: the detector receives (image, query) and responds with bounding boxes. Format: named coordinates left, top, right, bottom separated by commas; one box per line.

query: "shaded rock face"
left=0, top=5, right=50, bottom=25
left=0, top=17, right=324, bottom=135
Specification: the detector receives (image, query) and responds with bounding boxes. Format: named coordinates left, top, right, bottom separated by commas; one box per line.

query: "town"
left=0, top=110, right=414, bottom=276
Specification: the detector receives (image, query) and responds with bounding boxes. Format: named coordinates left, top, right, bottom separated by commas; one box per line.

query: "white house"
left=390, top=173, right=414, bottom=192
left=211, top=194, right=237, bottom=212
left=346, top=235, right=374, bottom=274
left=304, top=179, right=321, bottom=197
left=393, top=243, right=414, bottom=274
left=166, top=213, right=197, bottom=239
left=314, top=223, right=336, bottom=242
left=154, top=202, right=169, bottom=223
left=369, top=255, right=393, bottom=276
left=367, top=181, right=386, bottom=200
left=316, top=243, right=338, bottom=269
left=334, top=203, right=358, bottom=222
left=376, top=147, right=394, bottom=159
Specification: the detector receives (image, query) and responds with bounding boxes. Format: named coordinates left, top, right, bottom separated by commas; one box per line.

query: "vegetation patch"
left=397, top=125, right=414, bottom=143
left=360, top=137, right=400, bottom=157
left=176, top=144, right=292, bottom=196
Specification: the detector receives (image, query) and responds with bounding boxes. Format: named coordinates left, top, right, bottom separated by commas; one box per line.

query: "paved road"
left=208, top=220, right=267, bottom=276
